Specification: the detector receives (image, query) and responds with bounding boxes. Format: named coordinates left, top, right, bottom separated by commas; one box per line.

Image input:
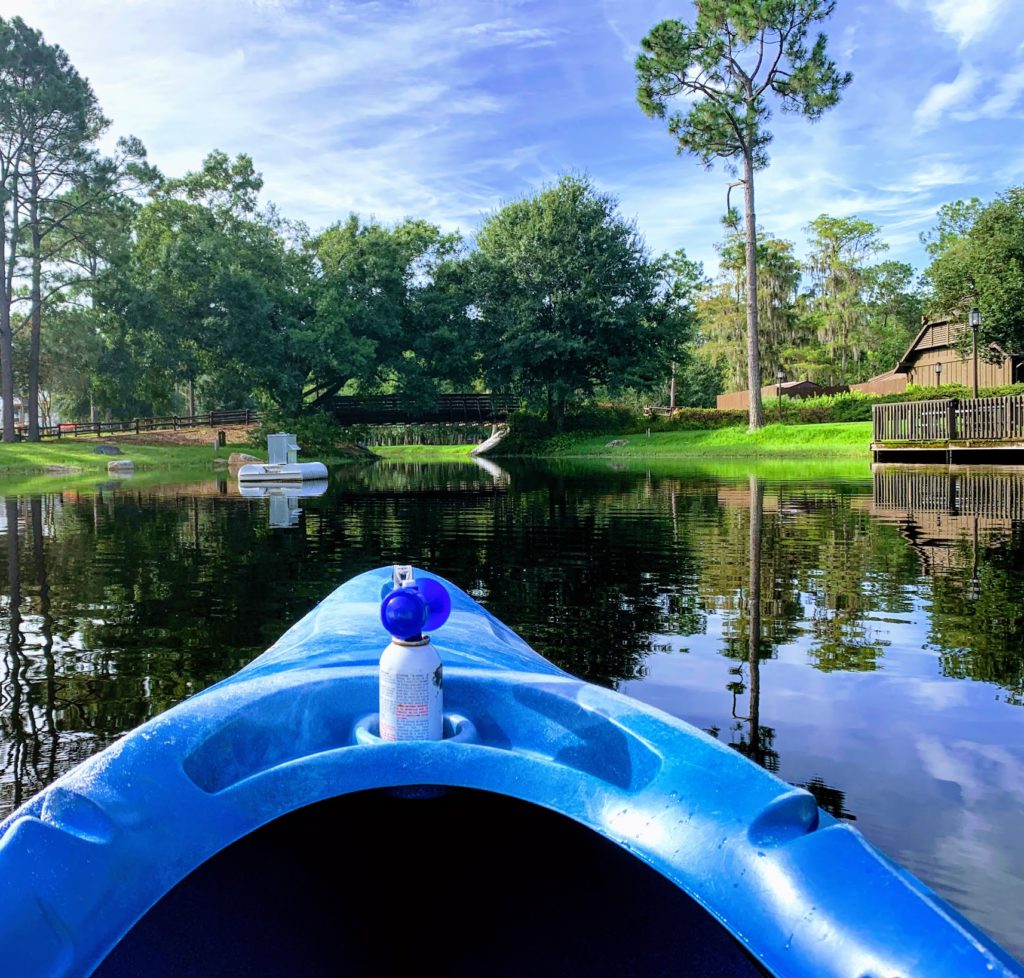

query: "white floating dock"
left=237, top=433, right=328, bottom=483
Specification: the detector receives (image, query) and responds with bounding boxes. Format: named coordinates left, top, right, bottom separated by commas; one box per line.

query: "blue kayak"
left=0, top=567, right=1020, bottom=978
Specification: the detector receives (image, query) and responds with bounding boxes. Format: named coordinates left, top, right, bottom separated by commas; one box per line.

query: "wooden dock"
left=872, top=395, right=1024, bottom=462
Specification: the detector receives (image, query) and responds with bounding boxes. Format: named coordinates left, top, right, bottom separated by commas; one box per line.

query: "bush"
left=652, top=408, right=748, bottom=430
left=564, top=403, right=645, bottom=432
left=250, top=409, right=351, bottom=458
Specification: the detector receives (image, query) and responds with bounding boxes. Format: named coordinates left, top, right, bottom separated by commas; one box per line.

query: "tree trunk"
left=743, top=155, right=764, bottom=430
left=28, top=170, right=41, bottom=441
left=1, top=172, right=21, bottom=444
left=552, top=386, right=567, bottom=432
left=747, top=474, right=763, bottom=762
left=0, top=304, right=12, bottom=442
left=669, top=361, right=676, bottom=412
left=0, top=211, right=12, bottom=443
left=188, top=377, right=196, bottom=417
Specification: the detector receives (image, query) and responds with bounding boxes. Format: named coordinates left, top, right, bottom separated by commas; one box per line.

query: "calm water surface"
left=1, top=458, right=1023, bottom=960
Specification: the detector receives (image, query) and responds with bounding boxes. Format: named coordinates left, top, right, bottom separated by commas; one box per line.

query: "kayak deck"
left=95, top=788, right=769, bottom=978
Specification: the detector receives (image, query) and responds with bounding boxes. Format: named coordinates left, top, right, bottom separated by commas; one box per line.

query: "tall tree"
left=129, top=152, right=304, bottom=415
left=636, top=1, right=851, bottom=429
left=863, top=260, right=921, bottom=378
left=700, top=230, right=801, bottom=388
left=471, top=174, right=664, bottom=430
left=0, top=17, right=117, bottom=440
left=803, top=214, right=887, bottom=384
left=655, top=249, right=705, bottom=410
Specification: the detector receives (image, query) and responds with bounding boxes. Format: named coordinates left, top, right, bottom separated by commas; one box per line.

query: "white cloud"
left=913, top=65, right=981, bottom=130
left=881, top=159, right=975, bottom=192
left=976, top=62, right=1024, bottom=118
left=919, top=0, right=1009, bottom=47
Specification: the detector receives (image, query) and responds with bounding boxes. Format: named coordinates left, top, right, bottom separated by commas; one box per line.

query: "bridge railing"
left=329, top=394, right=519, bottom=425
left=20, top=408, right=258, bottom=440
left=872, top=395, right=1024, bottom=443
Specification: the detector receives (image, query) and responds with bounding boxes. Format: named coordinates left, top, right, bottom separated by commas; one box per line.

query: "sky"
left=2, top=0, right=1024, bottom=276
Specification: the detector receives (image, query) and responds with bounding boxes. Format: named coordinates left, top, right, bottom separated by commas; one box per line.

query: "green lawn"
left=545, top=422, right=873, bottom=459
left=0, top=440, right=247, bottom=476
left=371, top=444, right=476, bottom=460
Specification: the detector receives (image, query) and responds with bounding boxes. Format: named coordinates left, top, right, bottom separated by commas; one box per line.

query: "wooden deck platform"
left=872, top=395, right=1024, bottom=463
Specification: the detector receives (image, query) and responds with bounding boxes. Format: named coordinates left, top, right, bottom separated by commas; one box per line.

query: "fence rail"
left=329, top=394, right=519, bottom=425
left=18, top=408, right=259, bottom=441
left=872, top=395, right=1024, bottom=443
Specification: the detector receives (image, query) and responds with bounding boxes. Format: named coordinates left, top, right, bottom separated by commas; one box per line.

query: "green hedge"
left=502, top=383, right=1024, bottom=451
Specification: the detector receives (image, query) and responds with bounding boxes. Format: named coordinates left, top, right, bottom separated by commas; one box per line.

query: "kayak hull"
left=0, top=567, right=1020, bottom=978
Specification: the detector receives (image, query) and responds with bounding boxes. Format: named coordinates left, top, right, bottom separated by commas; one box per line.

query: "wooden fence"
left=872, top=395, right=1024, bottom=443
left=20, top=408, right=258, bottom=440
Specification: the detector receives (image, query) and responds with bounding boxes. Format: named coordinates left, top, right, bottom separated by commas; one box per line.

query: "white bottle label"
left=379, top=653, right=443, bottom=742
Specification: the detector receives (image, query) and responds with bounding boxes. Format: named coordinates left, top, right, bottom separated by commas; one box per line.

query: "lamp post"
left=776, top=369, right=784, bottom=422
left=969, top=307, right=981, bottom=399
left=934, top=361, right=942, bottom=388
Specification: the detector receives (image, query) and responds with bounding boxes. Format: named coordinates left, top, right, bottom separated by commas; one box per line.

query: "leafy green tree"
left=636, top=0, right=851, bottom=429
left=925, top=188, right=1024, bottom=355
left=299, top=215, right=470, bottom=410
left=863, top=260, right=921, bottom=377
left=0, top=17, right=105, bottom=439
left=128, top=152, right=305, bottom=415
left=648, top=249, right=705, bottom=409
left=471, top=174, right=665, bottom=429
left=803, top=214, right=887, bottom=384
left=699, top=230, right=802, bottom=388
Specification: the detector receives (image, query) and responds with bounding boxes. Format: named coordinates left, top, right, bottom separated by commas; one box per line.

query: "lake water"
left=1, top=458, right=1022, bottom=961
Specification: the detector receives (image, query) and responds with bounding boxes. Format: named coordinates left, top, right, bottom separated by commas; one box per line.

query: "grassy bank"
left=371, top=444, right=475, bottom=460
left=527, top=422, right=872, bottom=459
left=0, top=439, right=246, bottom=475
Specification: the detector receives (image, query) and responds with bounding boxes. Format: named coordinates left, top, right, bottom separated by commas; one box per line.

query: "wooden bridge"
left=872, top=395, right=1024, bottom=462
left=328, top=394, right=519, bottom=426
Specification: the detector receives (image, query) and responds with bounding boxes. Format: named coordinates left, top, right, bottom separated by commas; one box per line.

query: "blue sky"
left=2, top=0, right=1023, bottom=276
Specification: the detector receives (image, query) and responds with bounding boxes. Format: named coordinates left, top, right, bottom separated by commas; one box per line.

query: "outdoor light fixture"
left=934, top=362, right=942, bottom=385
left=969, top=307, right=981, bottom=399
left=776, top=370, right=784, bottom=422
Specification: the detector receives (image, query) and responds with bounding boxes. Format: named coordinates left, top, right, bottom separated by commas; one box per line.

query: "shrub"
left=250, top=409, right=351, bottom=458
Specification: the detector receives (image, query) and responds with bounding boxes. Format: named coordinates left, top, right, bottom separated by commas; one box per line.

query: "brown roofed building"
left=851, top=318, right=1024, bottom=395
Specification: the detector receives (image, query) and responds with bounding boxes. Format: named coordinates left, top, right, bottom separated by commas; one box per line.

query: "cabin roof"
left=894, top=318, right=1019, bottom=374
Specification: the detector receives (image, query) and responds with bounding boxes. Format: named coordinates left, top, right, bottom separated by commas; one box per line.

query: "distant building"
left=0, top=394, right=58, bottom=431
left=851, top=318, right=1024, bottom=395
left=0, top=396, right=26, bottom=428
left=715, top=317, right=1024, bottom=408
left=716, top=380, right=846, bottom=411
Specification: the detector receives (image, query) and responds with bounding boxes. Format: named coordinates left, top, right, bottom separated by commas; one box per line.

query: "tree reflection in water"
left=0, top=461, right=1021, bottom=814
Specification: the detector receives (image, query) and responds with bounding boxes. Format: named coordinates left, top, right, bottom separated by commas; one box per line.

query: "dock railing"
left=872, top=395, right=1024, bottom=443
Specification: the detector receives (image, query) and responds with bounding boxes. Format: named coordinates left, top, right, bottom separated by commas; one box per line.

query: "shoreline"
left=496, top=421, right=873, bottom=460
left=0, top=422, right=873, bottom=488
